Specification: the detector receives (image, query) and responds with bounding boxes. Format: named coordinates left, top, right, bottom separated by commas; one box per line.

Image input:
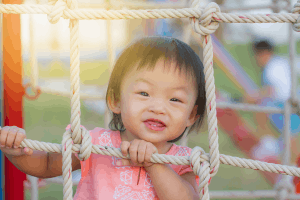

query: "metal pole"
left=276, top=100, right=292, bottom=200
left=209, top=190, right=300, bottom=199
left=276, top=22, right=295, bottom=200
left=289, top=23, right=298, bottom=105
left=27, top=175, right=38, bottom=200
left=2, top=0, right=26, bottom=199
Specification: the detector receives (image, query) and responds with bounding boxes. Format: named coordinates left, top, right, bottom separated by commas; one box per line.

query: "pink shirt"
left=68, top=126, right=199, bottom=200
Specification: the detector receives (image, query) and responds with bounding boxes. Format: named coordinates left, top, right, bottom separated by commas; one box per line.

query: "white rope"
left=17, top=136, right=300, bottom=177
left=0, top=4, right=299, bottom=22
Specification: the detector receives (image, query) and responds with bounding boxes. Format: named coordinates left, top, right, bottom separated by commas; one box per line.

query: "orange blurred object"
left=2, top=0, right=27, bottom=199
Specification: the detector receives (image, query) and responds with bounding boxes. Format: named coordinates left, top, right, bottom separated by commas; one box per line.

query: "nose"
left=148, top=98, right=166, bottom=115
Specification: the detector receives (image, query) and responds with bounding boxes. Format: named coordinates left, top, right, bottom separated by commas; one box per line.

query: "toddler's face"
left=115, top=60, right=199, bottom=145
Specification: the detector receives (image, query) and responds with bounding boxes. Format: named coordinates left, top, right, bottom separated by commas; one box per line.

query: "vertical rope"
left=199, top=161, right=210, bottom=200
left=62, top=130, right=73, bottom=200
left=62, top=0, right=80, bottom=199
left=201, top=34, right=219, bottom=177
left=190, top=2, right=221, bottom=199
left=69, top=5, right=81, bottom=144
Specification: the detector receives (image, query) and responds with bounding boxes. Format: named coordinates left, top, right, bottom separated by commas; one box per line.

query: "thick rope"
left=62, top=130, right=73, bottom=200
left=46, top=0, right=80, bottom=199
left=190, top=147, right=210, bottom=199
left=190, top=2, right=221, bottom=199
left=18, top=136, right=300, bottom=177
left=0, top=4, right=299, bottom=22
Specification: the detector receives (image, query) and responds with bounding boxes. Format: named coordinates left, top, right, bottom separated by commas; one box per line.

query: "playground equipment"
left=3, top=0, right=300, bottom=200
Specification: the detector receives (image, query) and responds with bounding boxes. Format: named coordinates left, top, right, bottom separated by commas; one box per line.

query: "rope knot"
left=77, top=127, right=93, bottom=161
left=190, top=146, right=206, bottom=175
left=292, top=0, right=300, bottom=32
left=190, top=147, right=211, bottom=199
left=47, top=0, right=78, bottom=24
left=190, top=2, right=220, bottom=36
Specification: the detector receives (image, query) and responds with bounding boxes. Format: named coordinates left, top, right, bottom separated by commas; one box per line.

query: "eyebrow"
left=135, top=78, right=189, bottom=92
left=135, top=78, right=154, bottom=86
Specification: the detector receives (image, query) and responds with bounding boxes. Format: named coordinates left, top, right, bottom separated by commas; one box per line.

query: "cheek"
left=121, top=96, right=146, bottom=115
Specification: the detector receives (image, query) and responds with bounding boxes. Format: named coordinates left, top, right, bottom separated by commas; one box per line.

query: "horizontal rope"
left=76, top=0, right=187, bottom=9
left=29, top=0, right=289, bottom=12
left=19, top=138, right=300, bottom=177
left=0, top=4, right=299, bottom=22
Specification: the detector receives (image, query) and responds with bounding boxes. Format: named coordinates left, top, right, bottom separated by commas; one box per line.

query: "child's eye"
left=170, top=98, right=181, bottom=102
left=139, top=92, right=149, bottom=97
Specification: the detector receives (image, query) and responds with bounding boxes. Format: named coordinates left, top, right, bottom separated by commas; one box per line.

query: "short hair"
left=106, top=36, right=207, bottom=143
left=253, top=40, right=274, bottom=53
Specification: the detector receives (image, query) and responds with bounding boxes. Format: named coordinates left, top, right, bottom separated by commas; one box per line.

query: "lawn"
left=24, top=93, right=104, bottom=200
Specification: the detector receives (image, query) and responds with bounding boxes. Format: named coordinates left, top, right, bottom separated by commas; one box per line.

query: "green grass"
left=24, top=93, right=104, bottom=200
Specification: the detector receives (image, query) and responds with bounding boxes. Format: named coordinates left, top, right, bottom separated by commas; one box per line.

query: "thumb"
left=23, top=147, right=33, bottom=155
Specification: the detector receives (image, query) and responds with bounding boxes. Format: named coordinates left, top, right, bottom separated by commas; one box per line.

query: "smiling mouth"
left=144, top=119, right=166, bottom=131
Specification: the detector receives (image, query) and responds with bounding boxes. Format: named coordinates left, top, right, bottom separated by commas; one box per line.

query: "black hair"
left=106, top=36, right=206, bottom=143
left=253, top=40, right=274, bottom=53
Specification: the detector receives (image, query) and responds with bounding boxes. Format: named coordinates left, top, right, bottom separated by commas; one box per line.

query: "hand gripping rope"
left=3, top=0, right=300, bottom=199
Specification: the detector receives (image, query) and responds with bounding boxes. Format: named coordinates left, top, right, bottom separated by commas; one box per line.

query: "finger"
left=0, top=126, right=10, bottom=147
left=6, top=127, right=18, bottom=148
left=23, top=147, right=33, bottom=155
left=153, top=146, right=158, bottom=154
left=120, top=141, right=130, bottom=157
left=121, top=159, right=143, bottom=167
left=137, top=141, right=147, bottom=164
left=13, top=129, right=26, bottom=149
left=129, top=140, right=139, bottom=164
left=118, top=159, right=131, bottom=166
left=144, top=144, right=154, bottom=163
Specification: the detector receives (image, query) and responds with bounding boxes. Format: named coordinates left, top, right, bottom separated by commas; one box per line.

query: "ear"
left=186, top=105, right=200, bottom=127
left=107, top=96, right=121, bottom=114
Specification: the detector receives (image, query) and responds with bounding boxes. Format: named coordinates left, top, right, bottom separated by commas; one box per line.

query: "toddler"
left=1, top=36, right=207, bottom=200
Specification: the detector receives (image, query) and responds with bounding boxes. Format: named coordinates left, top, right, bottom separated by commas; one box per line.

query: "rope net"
left=6, top=0, right=300, bottom=199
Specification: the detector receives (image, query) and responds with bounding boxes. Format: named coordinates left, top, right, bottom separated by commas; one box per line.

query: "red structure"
left=2, top=0, right=26, bottom=199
